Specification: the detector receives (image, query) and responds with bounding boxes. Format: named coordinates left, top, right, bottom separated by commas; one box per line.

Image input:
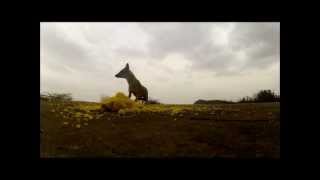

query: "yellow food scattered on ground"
left=101, top=92, right=142, bottom=112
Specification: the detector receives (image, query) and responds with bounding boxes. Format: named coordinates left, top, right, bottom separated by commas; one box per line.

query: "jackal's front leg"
left=128, top=91, right=132, bottom=99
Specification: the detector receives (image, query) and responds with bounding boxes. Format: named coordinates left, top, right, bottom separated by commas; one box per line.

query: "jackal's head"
left=115, top=63, right=130, bottom=78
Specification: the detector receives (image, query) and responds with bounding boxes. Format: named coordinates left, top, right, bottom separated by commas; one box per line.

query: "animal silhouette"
left=115, top=63, right=148, bottom=103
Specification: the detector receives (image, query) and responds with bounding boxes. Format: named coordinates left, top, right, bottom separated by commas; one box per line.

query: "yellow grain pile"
left=101, top=92, right=142, bottom=112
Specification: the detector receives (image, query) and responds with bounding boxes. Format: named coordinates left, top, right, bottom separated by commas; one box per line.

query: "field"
left=40, top=99, right=280, bottom=158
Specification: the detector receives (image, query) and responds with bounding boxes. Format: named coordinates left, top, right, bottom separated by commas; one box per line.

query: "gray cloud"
left=42, top=28, right=86, bottom=74
left=229, top=23, right=280, bottom=68
left=131, top=22, right=280, bottom=76
left=140, top=23, right=212, bottom=59
left=114, top=47, right=147, bottom=59
left=41, top=23, right=280, bottom=104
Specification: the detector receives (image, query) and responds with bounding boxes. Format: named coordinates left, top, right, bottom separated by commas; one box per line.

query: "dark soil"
left=40, top=101, right=280, bottom=158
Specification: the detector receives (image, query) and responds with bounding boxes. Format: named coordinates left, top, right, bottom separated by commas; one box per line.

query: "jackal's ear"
left=126, top=63, right=129, bottom=69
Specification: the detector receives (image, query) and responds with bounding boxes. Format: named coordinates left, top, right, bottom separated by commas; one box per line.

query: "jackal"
left=115, top=63, right=148, bottom=103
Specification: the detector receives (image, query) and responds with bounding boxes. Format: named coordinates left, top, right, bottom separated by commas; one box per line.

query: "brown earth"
left=40, top=100, right=280, bottom=158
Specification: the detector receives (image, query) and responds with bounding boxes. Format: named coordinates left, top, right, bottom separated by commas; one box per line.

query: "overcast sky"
left=40, top=22, right=280, bottom=104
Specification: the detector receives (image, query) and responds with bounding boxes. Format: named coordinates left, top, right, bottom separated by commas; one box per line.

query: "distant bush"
left=41, top=92, right=72, bottom=102
left=194, top=99, right=235, bottom=105
left=146, top=98, right=161, bottom=104
left=238, top=90, right=280, bottom=103
left=254, top=90, right=279, bottom=102
left=238, top=96, right=255, bottom=103
left=100, top=95, right=110, bottom=103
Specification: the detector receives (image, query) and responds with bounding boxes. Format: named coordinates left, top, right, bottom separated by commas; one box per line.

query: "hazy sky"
left=40, top=22, right=280, bottom=104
